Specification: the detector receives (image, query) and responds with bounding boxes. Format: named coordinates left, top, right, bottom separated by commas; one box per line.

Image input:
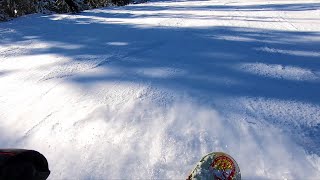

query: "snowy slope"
left=1, top=0, right=320, bottom=179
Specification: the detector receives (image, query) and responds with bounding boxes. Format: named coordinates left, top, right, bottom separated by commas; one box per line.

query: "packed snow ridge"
left=1, top=0, right=320, bottom=179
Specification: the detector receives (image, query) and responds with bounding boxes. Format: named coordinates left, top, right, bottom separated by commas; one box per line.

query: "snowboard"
left=187, top=152, right=241, bottom=180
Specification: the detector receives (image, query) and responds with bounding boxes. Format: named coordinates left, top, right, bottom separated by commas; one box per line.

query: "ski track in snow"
left=1, top=0, right=320, bottom=179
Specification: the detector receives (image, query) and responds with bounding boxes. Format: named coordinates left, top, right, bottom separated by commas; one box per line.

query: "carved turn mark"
left=16, top=112, right=57, bottom=144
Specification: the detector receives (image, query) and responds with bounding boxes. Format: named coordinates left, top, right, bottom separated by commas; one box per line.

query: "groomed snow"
left=1, top=0, right=320, bottom=179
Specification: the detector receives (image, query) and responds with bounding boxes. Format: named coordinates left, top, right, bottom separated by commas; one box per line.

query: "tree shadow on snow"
left=119, top=1, right=320, bottom=12
left=1, top=1, right=320, bottom=156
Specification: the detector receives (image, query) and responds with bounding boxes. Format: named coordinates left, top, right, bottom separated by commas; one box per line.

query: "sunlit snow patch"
left=235, top=63, right=320, bottom=81
left=106, top=42, right=129, bottom=46
left=255, top=47, right=320, bottom=58
left=135, top=67, right=186, bottom=78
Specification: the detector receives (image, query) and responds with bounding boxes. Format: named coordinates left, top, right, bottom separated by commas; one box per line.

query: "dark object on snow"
left=112, top=0, right=130, bottom=6
left=0, top=149, right=50, bottom=180
left=65, top=0, right=80, bottom=13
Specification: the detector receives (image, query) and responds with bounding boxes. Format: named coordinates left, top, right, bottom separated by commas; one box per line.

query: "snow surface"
left=1, top=0, right=320, bottom=179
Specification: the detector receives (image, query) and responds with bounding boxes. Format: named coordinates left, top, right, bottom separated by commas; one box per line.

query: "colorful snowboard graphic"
left=188, top=152, right=241, bottom=180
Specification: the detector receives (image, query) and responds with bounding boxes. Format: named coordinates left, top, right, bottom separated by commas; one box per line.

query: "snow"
left=0, top=0, right=320, bottom=179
